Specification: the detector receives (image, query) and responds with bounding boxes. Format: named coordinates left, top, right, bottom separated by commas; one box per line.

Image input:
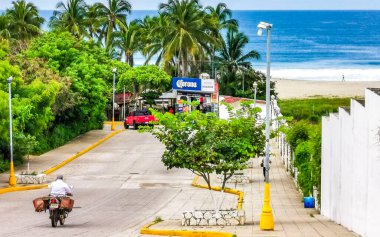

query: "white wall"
left=321, top=89, right=380, bottom=237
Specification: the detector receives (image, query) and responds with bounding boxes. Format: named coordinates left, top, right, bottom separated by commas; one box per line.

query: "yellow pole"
left=260, top=183, right=274, bottom=230
left=111, top=68, right=117, bottom=131
left=8, top=76, right=17, bottom=187
left=111, top=116, right=116, bottom=131
left=9, top=161, right=16, bottom=187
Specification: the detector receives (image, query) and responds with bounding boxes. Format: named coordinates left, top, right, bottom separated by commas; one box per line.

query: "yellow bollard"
left=111, top=117, right=116, bottom=131
left=9, top=161, right=17, bottom=187
left=260, top=182, right=274, bottom=230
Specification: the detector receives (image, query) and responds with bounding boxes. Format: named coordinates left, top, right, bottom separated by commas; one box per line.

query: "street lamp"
left=257, top=21, right=274, bottom=231
left=7, top=76, right=16, bottom=187
left=253, top=82, right=258, bottom=108
left=111, top=68, right=117, bottom=131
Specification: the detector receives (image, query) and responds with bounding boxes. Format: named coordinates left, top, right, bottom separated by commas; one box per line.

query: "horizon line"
left=2, top=8, right=380, bottom=11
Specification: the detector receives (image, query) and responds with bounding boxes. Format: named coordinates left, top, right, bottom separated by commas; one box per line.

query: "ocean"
left=6, top=10, right=380, bottom=81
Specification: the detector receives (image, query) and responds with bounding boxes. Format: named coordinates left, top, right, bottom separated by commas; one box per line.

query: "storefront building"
left=171, top=76, right=219, bottom=114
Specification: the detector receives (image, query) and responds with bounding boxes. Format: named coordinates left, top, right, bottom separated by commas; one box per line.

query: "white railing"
left=271, top=99, right=320, bottom=210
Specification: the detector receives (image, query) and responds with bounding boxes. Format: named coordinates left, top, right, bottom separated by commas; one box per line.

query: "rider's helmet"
left=56, top=174, right=63, bottom=180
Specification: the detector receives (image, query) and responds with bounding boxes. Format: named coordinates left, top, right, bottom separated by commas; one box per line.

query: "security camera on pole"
left=257, top=21, right=274, bottom=231
left=7, top=76, right=16, bottom=187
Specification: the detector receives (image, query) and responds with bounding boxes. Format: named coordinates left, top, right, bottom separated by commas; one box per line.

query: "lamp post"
left=111, top=68, right=117, bottom=131
left=253, top=82, right=258, bottom=107
left=7, top=76, right=16, bottom=187
left=257, top=21, right=274, bottom=231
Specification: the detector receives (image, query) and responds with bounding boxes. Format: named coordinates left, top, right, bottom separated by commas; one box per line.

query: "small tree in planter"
left=143, top=101, right=265, bottom=191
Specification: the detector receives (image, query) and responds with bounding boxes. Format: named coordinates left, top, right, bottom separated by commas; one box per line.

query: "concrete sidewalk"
left=143, top=140, right=358, bottom=237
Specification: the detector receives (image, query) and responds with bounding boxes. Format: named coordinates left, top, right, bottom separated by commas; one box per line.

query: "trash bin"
left=304, top=197, right=315, bottom=208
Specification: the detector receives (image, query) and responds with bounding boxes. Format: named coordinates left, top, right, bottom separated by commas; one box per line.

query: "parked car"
left=124, top=109, right=155, bottom=129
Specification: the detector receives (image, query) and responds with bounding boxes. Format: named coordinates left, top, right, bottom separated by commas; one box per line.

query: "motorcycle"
left=48, top=196, right=70, bottom=227
left=33, top=187, right=74, bottom=227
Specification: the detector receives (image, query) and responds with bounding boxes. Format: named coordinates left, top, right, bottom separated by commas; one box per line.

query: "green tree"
left=6, top=0, right=44, bottom=41
left=113, top=19, right=142, bottom=66
left=50, top=0, right=88, bottom=38
left=156, top=0, right=216, bottom=76
left=0, top=40, right=60, bottom=165
left=0, top=15, right=12, bottom=40
left=216, top=29, right=260, bottom=95
left=26, top=31, right=117, bottom=152
left=205, top=3, right=237, bottom=78
left=144, top=101, right=265, bottom=190
left=84, top=4, right=103, bottom=42
left=95, top=0, right=131, bottom=52
left=118, top=65, right=171, bottom=102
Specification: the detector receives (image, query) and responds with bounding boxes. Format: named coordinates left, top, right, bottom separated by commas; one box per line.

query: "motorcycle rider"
left=49, top=174, right=73, bottom=196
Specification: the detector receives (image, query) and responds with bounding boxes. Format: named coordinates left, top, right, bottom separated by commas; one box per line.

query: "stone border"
left=182, top=210, right=245, bottom=226
left=16, top=174, right=47, bottom=184
left=217, top=174, right=250, bottom=184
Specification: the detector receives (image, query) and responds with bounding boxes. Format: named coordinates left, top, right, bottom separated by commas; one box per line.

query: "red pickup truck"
left=124, top=110, right=155, bottom=129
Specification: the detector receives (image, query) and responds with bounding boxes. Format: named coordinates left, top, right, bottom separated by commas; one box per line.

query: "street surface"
left=0, top=126, right=358, bottom=237
left=0, top=127, right=197, bottom=236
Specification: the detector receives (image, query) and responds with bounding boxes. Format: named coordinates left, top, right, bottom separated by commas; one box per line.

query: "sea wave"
left=263, top=68, right=380, bottom=81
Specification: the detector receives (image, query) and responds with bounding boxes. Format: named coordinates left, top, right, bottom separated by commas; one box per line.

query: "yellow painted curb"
left=1, top=130, right=124, bottom=195
left=191, top=175, right=244, bottom=210
left=44, top=130, right=124, bottom=175
left=0, top=184, right=48, bottom=195
left=140, top=222, right=236, bottom=237
left=104, top=121, right=124, bottom=126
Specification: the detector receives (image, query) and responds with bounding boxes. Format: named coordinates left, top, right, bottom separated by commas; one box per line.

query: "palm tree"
left=49, top=0, right=87, bottom=38
left=205, top=3, right=237, bottom=33
left=142, top=15, right=168, bottom=64
left=156, top=0, right=216, bottom=77
left=205, top=3, right=238, bottom=78
left=84, top=4, right=103, bottom=42
left=0, top=14, right=12, bottom=39
left=6, top=0, right=44, bottom=40
left=114, top=19, right=142, bottom=66
left=95, top=0, right=131, bottom=52
left=216, top=29, right=260, bottom=95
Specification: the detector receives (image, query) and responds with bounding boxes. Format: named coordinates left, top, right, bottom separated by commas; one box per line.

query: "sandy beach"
left=274, top=79, right=380, bottom=99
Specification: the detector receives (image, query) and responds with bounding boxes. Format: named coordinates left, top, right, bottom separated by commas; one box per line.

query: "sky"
left=1, top=0, right=380, bottom=10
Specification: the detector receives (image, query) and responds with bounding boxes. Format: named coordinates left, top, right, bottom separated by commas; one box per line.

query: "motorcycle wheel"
left=59, top=213, right=65, bottom=226
left=51, top=210, right=58, bottom=227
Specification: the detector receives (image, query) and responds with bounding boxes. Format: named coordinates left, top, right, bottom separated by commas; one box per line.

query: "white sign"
left=176, top=80, right=198, bottom=89
left=201, top=79, right=215, bottom=92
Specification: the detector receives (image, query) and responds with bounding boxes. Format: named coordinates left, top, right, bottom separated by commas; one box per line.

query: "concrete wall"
left=321, top=89, right=380, bottom=237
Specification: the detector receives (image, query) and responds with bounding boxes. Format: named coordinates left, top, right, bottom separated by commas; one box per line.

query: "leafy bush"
left=278, top=98, right=346, bottom=200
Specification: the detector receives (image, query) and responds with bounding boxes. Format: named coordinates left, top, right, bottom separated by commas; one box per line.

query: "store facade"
left=171, top=77, right=219, bottom=113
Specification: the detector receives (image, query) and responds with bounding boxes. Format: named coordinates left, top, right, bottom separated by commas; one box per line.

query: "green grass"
left=278, top=97, right=352, bottom=122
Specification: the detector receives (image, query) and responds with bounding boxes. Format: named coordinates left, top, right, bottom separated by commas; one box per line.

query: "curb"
left=140, top=222, right=236, bottom=237
left=44, top=130, right=124, bottom=175
left=104, top=121, right=124, bottom=126
left=192, top=175, right=244, bottom=210
left=0, top=184, right=48, bottom=195
left=0, top=129, right=124, bottom=195
left=139, top=175, right=244, bottom=237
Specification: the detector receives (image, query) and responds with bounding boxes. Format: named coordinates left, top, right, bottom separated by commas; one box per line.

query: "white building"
left=321, top=88, right=380, bottom=237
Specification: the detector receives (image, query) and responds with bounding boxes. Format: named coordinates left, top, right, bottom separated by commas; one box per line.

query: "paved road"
left=0, top=128, right=194, bottom=236
left=0, top=127, right=359, bottom=237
